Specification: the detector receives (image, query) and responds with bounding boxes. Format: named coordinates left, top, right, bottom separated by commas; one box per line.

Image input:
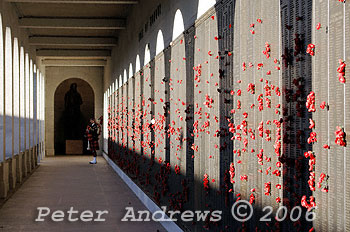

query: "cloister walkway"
left=0, top=156, right=166, bottom=232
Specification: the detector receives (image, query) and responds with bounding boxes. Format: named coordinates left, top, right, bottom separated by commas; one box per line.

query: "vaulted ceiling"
left=7, top=0, right=138, bottom=65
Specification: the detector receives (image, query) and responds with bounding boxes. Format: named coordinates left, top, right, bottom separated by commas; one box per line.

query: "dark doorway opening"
left=54, top=78, right=95, bottom=155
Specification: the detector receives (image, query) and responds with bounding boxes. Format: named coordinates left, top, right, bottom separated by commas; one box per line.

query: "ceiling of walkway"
left=8, top=0, right=138, bottom=65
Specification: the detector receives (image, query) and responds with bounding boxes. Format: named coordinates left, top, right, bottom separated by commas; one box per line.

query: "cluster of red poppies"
left=240, top=175, right=248, bottom=181
left=194, top=64, right=202, bottom=82
left=263, top=42, right=271, bottom=59
left=335, top=126, right=347, bottom=147
left=247, top=83, right=255, bottom=94
left=304, top=151, right=316, bottom=191
left=306, top=91, right=316, bottom=112
left=257, top=94, right=264, bottom=111
left=301, top=195, right=316, bottom=211
left=249, top=193, right=255, bottom=204
left=174, top=164, right=180, bottom=175
left=320, top=101, right=327, bottom=109
left=229, top=162, right=235, bottom=184
left=264, top=182, right=271, bottom=196
left=337, top=59, right=346, bottom=83
left=306, top=43, right=315, bottom=56
left=203, top=173, right=209, bottom=191
left=307, top=131, right=317, bottom=144
left=242, top=62, right=246, bottom=71
left=317, top=173, right=328, bottom=192
left=257, top=149, right=263, bottom=166
left=274, top=121, right=282, bottom=157
left=249, top=18, right=263, bottom=34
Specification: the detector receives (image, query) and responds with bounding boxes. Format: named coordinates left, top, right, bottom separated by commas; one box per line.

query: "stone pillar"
left=16, top=153, right=23, bottom=183
left=0, top=161, right=10, bottom=199
left=26, top=149, right=32, bottom=174
left=31, top=147, right=35, bottom=169
left=9, top=157, right=17, bottom=190
left=22, top=151, right=28, bottom=178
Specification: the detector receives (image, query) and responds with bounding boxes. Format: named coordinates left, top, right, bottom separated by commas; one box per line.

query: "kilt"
left=87, top=134, right=100, bottom=151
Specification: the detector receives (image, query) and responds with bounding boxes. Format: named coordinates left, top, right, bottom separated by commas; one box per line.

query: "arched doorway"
left=54, top=78, right=94, bottom=154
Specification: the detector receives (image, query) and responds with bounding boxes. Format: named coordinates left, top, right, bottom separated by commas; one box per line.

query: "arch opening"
left=129, top=63, right=133, bottom=78
left=19, top=47, right=25, bottom=152
left=123, top=69, right=127, bottom=83
left=135, top=55, right=141, bottom=74
left=54, top=78, right=95, bottom=155
left=197, top=0, right=216, bottom=19
left=144, top=44, right=151, bottom=65
left=5, top=27, right=13, bottom=158
left=156, top=30, right=164, bottom=55
left=119, top=75, right=122, bottom=87
left=25, top=53, right=29, bottom=150
left=172, top=10, right=185, bottom=40
left=13, top=38, right=19, bottom=155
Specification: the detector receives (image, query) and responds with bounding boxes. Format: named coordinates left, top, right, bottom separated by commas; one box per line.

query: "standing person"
left=86, top=118, right=100, bottom=164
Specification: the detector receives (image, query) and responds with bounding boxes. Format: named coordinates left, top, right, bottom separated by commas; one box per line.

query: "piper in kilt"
left=86, top=118, right=101, bottom=164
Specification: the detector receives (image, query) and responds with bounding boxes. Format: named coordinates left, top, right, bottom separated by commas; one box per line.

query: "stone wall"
left=105, top=0, right=350, bottom=231
left=45, top=66, right=103, bottom=156
left=0, top=0, right=42, bottom=200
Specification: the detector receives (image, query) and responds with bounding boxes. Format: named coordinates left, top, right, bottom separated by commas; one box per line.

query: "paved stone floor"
left=0, top=156, right=166, bottom=232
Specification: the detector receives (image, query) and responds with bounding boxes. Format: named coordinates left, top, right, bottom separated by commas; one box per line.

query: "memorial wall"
left=106, top=0, right=350, bottom=231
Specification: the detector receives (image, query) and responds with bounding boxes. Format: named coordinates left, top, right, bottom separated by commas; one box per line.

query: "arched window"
left=13, top=38, right=20, bottom=155
left=20, top=47, right=25, bottom=152
left=0, top=14, right=3, bottom=161
left=135, top=55, right=141, bottom=74
left=129, top=63, right=133, bottom=79
left=156, top=30, right=164, bottom=55
left=115, top=78, right=118, bottom=90
left=30, top=59, right=33, bottom=147
left=197, top=0, right=216, bottom=19
left=123, top=69, right=128, bottom=83
left=173, top=9, right=185, bottom=40
left=144, top=43, right=151, bottom=65
left=5, top=27, right=13, bottom=158
left=119, top=75, right=122, bottom=88
left=25, top=53, right=30, bottom=149
left=35, top=67, right=39, bottom=145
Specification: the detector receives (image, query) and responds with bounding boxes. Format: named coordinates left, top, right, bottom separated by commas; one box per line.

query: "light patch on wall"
left=5, top=27, right=13, bottom=118
left=25, top=53, right=30, bottom=149
left=156, top=30, right=164, bottom=55
left=129, top=63, right=133, bottom=78
left=144, top=43, right=151, bottom=65
left=119, top=75, right=122, bottom=88
left=13, top=38, right=20, bottom=155
left=172, top=9, right=185, bottom=41
left=123, top=69, right=127, bottom=83
left=197, top=0, right=216, bottom=19
left=135, top=55, right=141, bottom=74
left=30, top=59, right=34, bottom=147
left=5, top=27, right=13, bottom=158
left=13, top=38, right=19, bottom=117
left=20, top=46, right=25, bottom=152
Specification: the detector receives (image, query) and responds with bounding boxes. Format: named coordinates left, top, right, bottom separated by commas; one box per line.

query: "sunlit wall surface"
left=5, top=27, right=13, bottom=159
left=20, top=47, right=25, bottom=152
left=13, top=38, right=19, bottom=155
left=25, top=53, right=30, bottom=150
left=29, top=60, right=33, bottom=148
